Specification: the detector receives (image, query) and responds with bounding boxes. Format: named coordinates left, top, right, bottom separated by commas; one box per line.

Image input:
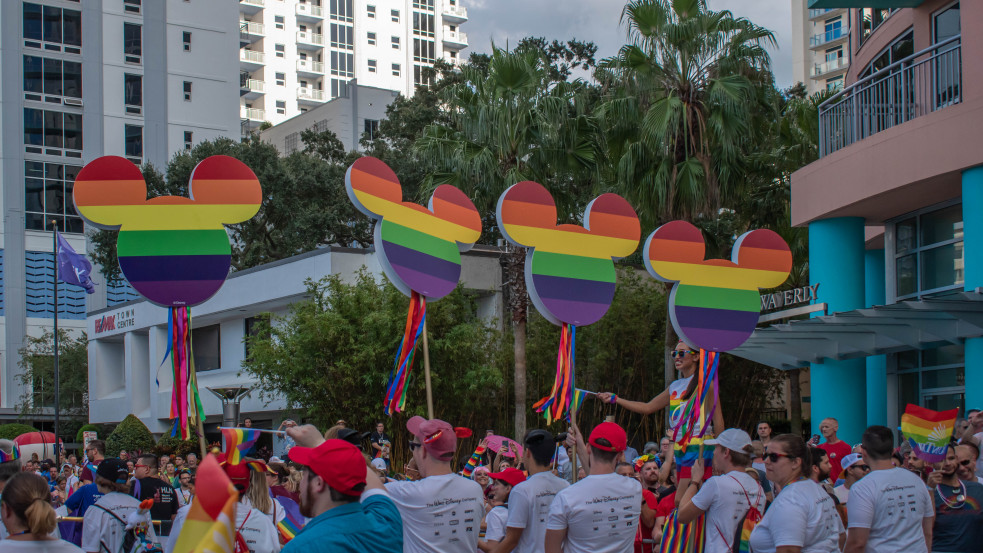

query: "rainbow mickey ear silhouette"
left=496, top=181, right=640, bottom=326
left=73, top=155, right=262, bottom=307
left=345, top=157, right=481, bottom=299
left=645, top=221, right=792, bottom=352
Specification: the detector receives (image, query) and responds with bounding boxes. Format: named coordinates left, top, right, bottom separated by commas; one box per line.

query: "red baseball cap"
left=589, top=422, right=627, bottom=452
left=487, top=467, right=526, bottom=487
left=407, top=416, right=456, bottom=461
left=289, top=439, right=367, bottom=496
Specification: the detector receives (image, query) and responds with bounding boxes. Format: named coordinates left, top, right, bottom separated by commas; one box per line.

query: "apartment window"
left=330, top=51, right=354, bottom=77
left=391, top=36, right=400, bottom=49
left=124, top=23, right=142, bottom=63
left=184, top=131, right=193, bottom=150
left=825, top=76, right=844, bottom=91
left=24, top=108, right=82, bottom=153
left=124, top=124, right=143, bottom=159
left=275, top=72, right=285, bottom=86
left=23, top=56, right=82, bottom=100
left=367, top=31, right=376, bottom=45
left=859, top=8, right=899, bottom=44
left=367, top=4, right=375, bottom=18
left=330, top=78, right=348, bottom=98
left=330, top=23, right=354, bottom=50
left=392, top=63, right=400, bottom=76
left=414, top=39, right=435, bottom=63
left=898, top=345, right=965, bottom=420
left=275, top=43, right=285, bottom=58
left=414, top=64, right=435, bottom=87
left=183, top=81, right=192, bottom=101
left=368, top=59, right=377, bottom=73
left=449, top=50, right=457, bottom=59
left=859, top=31, right=913, bottom=79
left=23, top=3, right=82, bottom=50
left=329, top=0, right=353, bottom=23
left=183, top=31, right=192, bottom=51
left=24, top=161, right=84, bottom=233
left=413, top=12, right=434, bottom=37
left=124, top=73, right=142, bottom=113
left=892, top=202, right=963, bottom=300
left=391, top=9, right=399, bottom=22
left=274, top=15, right=284, bottom=30
left=412, top=0, right=434, bottom=10
left=364, top=119, right=379, bottom=140
left=123, top=0, right=141, bottom=14
left=192, top=324, right=221, bottom=371
left=276, top=100, right=286, bottom=115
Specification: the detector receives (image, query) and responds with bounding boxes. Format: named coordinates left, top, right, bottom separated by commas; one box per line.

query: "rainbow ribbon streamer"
left=533, top=323, right=576, bottom=424
left=671, top=350, right=720, bottom=448
left=384, top=291, right=427, bottom=415
left=167, top=306, right=204, bottom=440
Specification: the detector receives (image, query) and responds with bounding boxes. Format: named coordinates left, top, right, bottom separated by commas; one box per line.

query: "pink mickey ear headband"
left=0, top=446, right=21, bottom=464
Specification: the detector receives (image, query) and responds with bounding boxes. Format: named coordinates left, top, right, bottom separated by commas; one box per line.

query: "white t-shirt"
left=0, top=541, right=83, bottom=553
left=545, top=472, right=642, bottom=553
left=165, top=498, right=281, bottom=553
left=484, top=505, right=508, bottom=542
left=833, top=484, right=850, bottom=504
left=668, top=376, right=702, bottom=435
left=82, top=492, right=158, bottom=553
left=507, top=471, right=570, bottom=553
left=691, top=471, right=764, bottom=553
left=386, top=473, right=485, bottom=553
left=174, top=487, right=193, bottom=507
left=846, top=467, right=933, bottom=553
left=748, top=480, right=843, bottom=553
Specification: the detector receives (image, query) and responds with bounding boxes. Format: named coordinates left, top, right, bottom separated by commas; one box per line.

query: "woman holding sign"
left=598, top=339, right=724, bottom=503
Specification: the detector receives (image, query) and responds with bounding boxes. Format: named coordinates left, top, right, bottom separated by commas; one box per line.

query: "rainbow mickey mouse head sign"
left=73, top=155, right=262, bottom=307
left=645, top=221, right=792, bottom=352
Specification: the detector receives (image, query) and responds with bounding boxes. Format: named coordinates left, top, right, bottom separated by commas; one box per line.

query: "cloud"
left=464, top=0, right=793, bottom=88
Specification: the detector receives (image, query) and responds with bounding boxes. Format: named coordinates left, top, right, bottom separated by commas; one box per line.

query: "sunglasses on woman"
left=764, top=452, right=793, bottom=462
left=670, top=350, right=698, bottom=358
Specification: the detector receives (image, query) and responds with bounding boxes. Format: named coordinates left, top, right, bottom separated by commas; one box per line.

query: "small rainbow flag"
left=173, top=454, right=237, bottom=553
left=221, top=428, right=260, bottom=465
left=571, top=389, right=590, bottom=414
left=901, top=404, right=958, bottom=463
left=276, top=496, right=305, bottom=542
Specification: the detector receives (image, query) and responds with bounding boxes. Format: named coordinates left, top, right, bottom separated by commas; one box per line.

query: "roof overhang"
left=730, top=290, right=983, bottom=370
left=808, top=0, right=924, bottom=7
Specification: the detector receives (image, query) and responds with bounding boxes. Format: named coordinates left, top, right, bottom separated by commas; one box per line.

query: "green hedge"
left=105, top=415, right=155, bottom=457
left=75, top=424, right=100, bottom=444
left=0, top=423, right=39, bottom=441
left=154, top=435, right=200, bottom=457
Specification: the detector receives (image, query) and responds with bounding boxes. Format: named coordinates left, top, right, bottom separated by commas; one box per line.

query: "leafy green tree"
left=241, top=270, right=508, bottom=449
left=75, top=424, right=100, bottom=443
left=105, top=414, right=155, bottom=457
left=16, top=330, right=89, bottom=426
left=0, top=424, right=40, bottom=441
left=415, top=47, right=603, bottom=438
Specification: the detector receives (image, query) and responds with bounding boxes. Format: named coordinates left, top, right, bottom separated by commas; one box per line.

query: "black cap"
left=96, top=458, right=128, bottom=484
left=524, top=429, right=556, bottom=464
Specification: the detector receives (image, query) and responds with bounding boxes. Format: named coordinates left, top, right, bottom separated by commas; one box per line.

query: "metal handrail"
left=820, top=35, right=961, bottom=111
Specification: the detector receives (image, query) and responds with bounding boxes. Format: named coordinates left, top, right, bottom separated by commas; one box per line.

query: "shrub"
left=0, top=423, right=40, bottom=441
left=154, top=435, right=200, bottom=457
left=105, top=415, right=155, bottom=457
left=75, top=424, right=101, bottom=444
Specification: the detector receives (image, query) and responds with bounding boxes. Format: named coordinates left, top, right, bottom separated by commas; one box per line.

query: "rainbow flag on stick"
left=901, top=404, right=958, bottom=463
left=276, top=496, right=305, bottom=543
left=172, top=454, right=237, bottom=553
left=221, top=428, right=260, bottom=465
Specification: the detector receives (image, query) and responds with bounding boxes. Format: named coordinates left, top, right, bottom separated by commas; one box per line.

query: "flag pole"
left=51, top=221, right=60, bottom=453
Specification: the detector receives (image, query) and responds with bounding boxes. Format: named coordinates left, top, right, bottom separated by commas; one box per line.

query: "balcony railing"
left=239, top=0, right=264, bottom=8
left=297, top=59, right=324, bottom=73
left=241, top=78, right=265, bottom=93
left=297, top=87, right=325, bottom=101
left=809, top=8, right=840, bottom=19
left=296, top=31, right=324, bottom=46
left=811, top=26, right=849, bottom=48
left=241, top=107, right=265, bottom=121
left=819, top=36, right=961, bottom=158
left=812, top=57, right=849, bottom=77
left=240, top=49, right=265, bottom=64
left=443, top=30, right=468, bottom=47
left=240, top=21, right=264, bottom=35
left=442, top=5, right=468, bottom=19
left=296, top=3, right=323, bottom=18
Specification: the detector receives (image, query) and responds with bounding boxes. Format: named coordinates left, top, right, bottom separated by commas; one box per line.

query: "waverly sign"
left=761, top=283, right=820, bottom=312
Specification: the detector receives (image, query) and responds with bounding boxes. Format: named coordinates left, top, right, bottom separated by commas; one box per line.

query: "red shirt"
left=819, top=440, right=852, bottom=481
left=635, top=490, right=661, bottom=553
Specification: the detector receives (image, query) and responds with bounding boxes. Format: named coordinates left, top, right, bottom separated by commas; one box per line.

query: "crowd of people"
left=0, top=341, right=980, bottom=552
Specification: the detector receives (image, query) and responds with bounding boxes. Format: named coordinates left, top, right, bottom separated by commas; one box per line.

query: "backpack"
left=715, top=475, right=762, bottom=553
left=92, top=504, right=162, bottom=553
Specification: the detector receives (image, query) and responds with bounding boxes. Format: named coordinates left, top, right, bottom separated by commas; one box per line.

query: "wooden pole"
left=571, top=403, right=579, bottom=483
left=422, top=320, right=434, bottom=419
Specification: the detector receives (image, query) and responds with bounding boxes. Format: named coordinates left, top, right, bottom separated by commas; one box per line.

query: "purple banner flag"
left=56, top=232, right=95, bottom=294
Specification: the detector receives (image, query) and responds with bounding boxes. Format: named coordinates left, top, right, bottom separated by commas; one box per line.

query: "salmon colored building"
left=734, top=1, right=976, bottom=443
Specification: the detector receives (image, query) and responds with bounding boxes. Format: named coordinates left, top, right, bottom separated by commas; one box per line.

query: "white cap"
left=371, top=458, right=387, bottom=471
left=841, top=452, right=863, bottom=470
left=703, top=429, right=752, bottom=454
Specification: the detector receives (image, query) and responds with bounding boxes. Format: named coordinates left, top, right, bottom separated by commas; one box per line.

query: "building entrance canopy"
left=731, top=290, right=983, bottom=370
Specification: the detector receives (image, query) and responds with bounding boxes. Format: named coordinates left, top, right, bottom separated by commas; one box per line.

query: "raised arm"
left=597, top=389, right=671, bottom=416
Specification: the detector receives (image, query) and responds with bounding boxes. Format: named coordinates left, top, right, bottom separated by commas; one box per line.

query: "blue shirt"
left=64, top=483, right=104, bottom=516
left=283, top=489, right=402, bottom=553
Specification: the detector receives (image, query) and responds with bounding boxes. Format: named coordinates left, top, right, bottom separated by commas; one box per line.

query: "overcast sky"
left=465, top=0, right=794, bottom=89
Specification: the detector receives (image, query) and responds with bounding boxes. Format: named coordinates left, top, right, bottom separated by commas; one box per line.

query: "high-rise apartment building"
left=0, top=0, right=240, bottom=415
left=791, top=1, right=850, bottom=94
left=239, top=0, right=468, bottom=130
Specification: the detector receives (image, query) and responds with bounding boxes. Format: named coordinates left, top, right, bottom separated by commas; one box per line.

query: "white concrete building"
left=239, top=0, right=468, bottom=132
left=0, top=0, right=240, bottom=419
left=791, top=2, right=850, bottom=94
left=86, top=245, right=503, bottom=434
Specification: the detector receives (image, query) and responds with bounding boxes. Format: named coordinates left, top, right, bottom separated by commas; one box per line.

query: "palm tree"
left=415, top=47, right=602, bottom=438
left=596, top=0, right=777, bottom=402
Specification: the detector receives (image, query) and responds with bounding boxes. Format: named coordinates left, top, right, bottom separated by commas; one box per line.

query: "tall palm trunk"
left=504, top=246, right=528, bottom=439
